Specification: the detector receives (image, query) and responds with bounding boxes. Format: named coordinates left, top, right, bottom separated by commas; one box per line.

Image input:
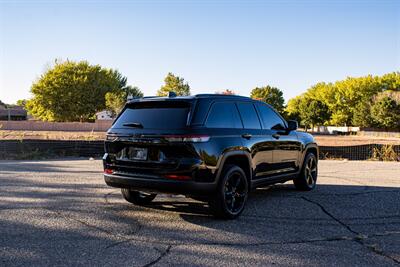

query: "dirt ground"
left=0, top=130, right=105, bottom=141
left=1, top=130, right=399, bottom=146
left=314, top=135, right=400, bottom=146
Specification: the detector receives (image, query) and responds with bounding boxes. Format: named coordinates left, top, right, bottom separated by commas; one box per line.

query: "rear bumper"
left=104, top=173, right=217, bottom=195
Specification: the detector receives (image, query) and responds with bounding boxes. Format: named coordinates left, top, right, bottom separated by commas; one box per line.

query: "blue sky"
left=0, top=0, right=399, bottom=104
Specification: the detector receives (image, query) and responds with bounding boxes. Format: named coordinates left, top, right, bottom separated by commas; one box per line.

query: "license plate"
left=127, top=147, right=148, bottom=160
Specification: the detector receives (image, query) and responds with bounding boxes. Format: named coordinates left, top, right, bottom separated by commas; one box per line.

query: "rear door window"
left=113, top=101, right=190, bottom=129
left=206, top=102, right=242, bottom=128
left=237, top=102, right=262, bottom=129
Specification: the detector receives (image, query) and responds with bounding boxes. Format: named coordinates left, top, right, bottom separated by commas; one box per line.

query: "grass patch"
left=370, top=145, right=399, bottom=161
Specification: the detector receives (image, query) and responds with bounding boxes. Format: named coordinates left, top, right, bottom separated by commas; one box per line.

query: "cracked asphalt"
left=0, top=159, right=399, bottom=266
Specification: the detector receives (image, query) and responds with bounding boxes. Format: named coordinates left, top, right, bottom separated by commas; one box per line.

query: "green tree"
left=380, top=72, right=400, bottom=91
left=105, top=86, right=143, bottom=116
left=328, top=75, right=382, bottom=125
left=25, top=60, right=131, bottom=122
left=285, top=95, right=302, bottom=122
left=157, top=72, right=191, bottom=96
left=250, top=86, right=285, bottom=113
left=16, top=99, right=28, bottom=108
left=370, top=96, right=400, bottom=129
left=299, top=97, right=330, bottom=131
left=352, top=100, right=374, bottom=127
left=286, top=71, right=400, bottom=128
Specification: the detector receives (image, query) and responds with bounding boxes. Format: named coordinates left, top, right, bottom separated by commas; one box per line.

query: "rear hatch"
left=104, top=99, right=201, bottom=176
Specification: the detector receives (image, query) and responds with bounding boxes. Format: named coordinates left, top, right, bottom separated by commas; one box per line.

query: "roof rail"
left=127, top=95, right=142, bottom=101
left=194, top=94, right=250, bottom=99
left=142, top=96, right=161, bottom=99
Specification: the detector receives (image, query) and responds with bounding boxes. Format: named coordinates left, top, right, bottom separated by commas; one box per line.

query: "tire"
left=121, top=189, right=157, bottom=205
left=293, top=153, right=318, bottom=191
left=209, top=164, right=249, bottom=219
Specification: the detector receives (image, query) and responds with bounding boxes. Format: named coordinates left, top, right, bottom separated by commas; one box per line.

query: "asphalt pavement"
left=0, top=159, right=399, bottom=266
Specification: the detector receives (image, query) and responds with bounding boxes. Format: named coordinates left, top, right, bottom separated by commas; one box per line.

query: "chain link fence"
left=319, top=144, right=400, bottom=160
left=0, top=140, right=104, bottom=159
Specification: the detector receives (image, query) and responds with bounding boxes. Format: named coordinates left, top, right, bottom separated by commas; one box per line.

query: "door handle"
left=272, top=134, right=280, bottom=139
left=241, top=133, right=252, bottom=139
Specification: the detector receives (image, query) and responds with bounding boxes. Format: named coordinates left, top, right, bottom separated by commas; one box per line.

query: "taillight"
left=104, top=169, right=114, bottom=174
left=163, top=135, right=210, bottom=143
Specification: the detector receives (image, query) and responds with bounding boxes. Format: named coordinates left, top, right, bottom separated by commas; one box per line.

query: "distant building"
left=0, top=105, right=27, bottom=121
left=95, top=110, right=114, bottom=120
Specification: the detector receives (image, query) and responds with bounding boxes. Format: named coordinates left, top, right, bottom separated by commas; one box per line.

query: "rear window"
left=113, top=101, right=190, bottom=129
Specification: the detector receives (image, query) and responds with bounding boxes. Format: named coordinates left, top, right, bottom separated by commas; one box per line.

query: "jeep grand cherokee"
left=103, top=94, right=318, bottom=219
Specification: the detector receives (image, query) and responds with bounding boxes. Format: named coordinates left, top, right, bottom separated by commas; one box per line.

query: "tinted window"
left=256, top=103, right=286, bottom=130
left=237, top=102, right=261, bottom=129
left=206, top=102, right=242, bottom=128
left=113, top=101, right=190, bottom=129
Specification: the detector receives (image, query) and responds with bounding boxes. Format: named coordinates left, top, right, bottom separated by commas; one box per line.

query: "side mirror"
left=287, top=120, right=298, bottom=131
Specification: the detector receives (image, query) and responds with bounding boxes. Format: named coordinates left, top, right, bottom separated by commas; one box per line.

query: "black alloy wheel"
left=293, top=153, right=318, bottom=191
left=209, top=164, right=248, bottom=219
left=224, top=171, right=247, bottom=214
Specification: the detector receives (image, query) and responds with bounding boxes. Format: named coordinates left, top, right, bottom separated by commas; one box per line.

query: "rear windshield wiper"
left=122, top=122, right=143, bottom=128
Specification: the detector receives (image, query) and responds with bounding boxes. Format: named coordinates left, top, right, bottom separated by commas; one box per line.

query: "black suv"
left=103, top=94, right=318, bottom=219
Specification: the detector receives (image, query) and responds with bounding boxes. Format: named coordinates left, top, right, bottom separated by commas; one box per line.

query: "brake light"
left=164, top=174, right=191, bottom=180
left=104, top=169, right=114, bottom=174
left=163, top=135, right=210, bottom=143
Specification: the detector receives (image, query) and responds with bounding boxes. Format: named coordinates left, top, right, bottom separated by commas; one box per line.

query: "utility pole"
left=6, top=105, right=11, bottom=121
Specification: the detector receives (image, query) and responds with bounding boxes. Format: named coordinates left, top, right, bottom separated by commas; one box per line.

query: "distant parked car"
left=103, top=94, right=318, bottom=219
left=95, top=110, right=114, bottom=120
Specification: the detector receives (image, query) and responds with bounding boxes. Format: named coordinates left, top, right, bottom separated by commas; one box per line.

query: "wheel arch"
left=302, top=143, right=319, bottom=165
left=215, top=151, right=252, bottom=186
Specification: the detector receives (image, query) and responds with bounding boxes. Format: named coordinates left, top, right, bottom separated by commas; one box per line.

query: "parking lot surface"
left=0, top=159, right=399, bottom=266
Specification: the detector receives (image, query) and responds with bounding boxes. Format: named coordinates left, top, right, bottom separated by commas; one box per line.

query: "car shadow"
left=142, top=182, right=400, bottom=230
left=143, top=183, right=299, bottom=217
